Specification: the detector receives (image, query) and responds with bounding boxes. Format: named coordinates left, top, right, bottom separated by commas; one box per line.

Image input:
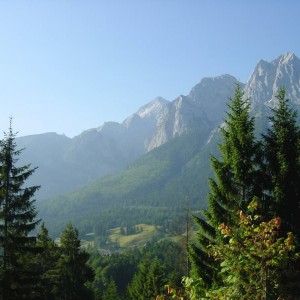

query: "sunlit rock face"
left=244, top=53, right=300, bottom=111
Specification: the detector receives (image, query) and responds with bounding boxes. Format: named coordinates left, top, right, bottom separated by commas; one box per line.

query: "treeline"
left=185, top=86, right=300, bottom=299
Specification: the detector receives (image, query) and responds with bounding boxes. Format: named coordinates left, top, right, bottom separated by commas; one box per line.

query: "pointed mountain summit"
left=188, top=74, right=242, bottom=126
left=244, top=52, right=300, bottom=110
left=136, top=97, right=169, bottom=119
left=123, top=97, right=169, bottom=127
left=142, top=75, right=239, bottom=150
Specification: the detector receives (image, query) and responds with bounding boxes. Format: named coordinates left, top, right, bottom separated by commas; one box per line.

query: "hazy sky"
left=1, top=1, right=300, bottom=137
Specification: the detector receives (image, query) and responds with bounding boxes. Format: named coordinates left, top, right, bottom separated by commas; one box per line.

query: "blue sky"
left=0, top=1, right=300, bottom=137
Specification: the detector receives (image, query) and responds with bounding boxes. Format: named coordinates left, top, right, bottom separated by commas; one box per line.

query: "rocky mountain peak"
left=188, top=74, right=241, bottom=127
left=123, top=97, right=169, bottom=129
left=276, top=52, right=297, bottom=65
left=244, top=53, right=300, bottom=109
left=136, top=97, right=169, bottom=119
left=188, top=74, right=237, bottom=99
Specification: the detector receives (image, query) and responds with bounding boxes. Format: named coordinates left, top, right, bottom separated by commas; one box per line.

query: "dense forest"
left=1, top=85, right=300, bottom=299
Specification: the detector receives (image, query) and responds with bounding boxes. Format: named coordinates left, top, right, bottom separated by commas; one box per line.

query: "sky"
left=0, top=1, right=300, bottom=138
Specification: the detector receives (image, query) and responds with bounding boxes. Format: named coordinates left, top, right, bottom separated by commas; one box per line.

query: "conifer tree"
left=53, top=223, right=94, bottom=300
left=204, top=200, right=298, bottom=300
left=209, top=84, right=261, bottom=225
left=147, top=257, right=166, bottom=298
left=190, top=84, right=261, bottom=289
left=128, top=257, right=152, bottom=300
left=0, top=122, right=41, bottom=299
left=102, top=279, right=119, bottom=300
left=35, top=223, right=59, bottom=300
left=263, top=87, right=300, bottom=236
left=129, top=256, right=165, bottom=300
left=262, top=87, right=300, bottom=296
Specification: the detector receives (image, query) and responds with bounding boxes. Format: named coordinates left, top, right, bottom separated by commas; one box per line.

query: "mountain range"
left=17, top=74, right=239, bottom=199
left=16, top=53, right=300, bottom=238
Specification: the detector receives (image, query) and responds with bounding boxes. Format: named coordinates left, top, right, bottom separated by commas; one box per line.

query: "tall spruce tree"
left=262, top=88, right=300, bottom=296
left=128, top=257, right=152, bottom=300
left=263, top=87, right=300, bottom=237
left=128, top=256, right=165, bottom=300
left=190, top=84, right=261, bottom=289
left=53, top=223, right=94, bottom=300
left=0, top=122, right=41, bottom=299
left=35, top=223, right=59, bottom=300
left=102, top=279, right=119, bottom=300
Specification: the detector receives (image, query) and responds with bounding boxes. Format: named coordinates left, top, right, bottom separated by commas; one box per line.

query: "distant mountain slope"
left=17, top=75, right=239, bottom=199
left=37, top=127, right=217, bottom=237
left=36, top=53, right=300, bottom=239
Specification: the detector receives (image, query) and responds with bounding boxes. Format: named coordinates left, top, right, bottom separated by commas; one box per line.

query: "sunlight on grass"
left=109, top=224, right=163, bottom=248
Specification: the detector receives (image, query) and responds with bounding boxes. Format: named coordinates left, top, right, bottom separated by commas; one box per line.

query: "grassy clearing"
left=109, top=224, right=165, bottom=248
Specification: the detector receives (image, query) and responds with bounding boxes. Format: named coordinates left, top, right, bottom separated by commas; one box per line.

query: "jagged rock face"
left=120, top=75, right=239, bottom=151
left=147, top=95, right=210, bottom=150
left=244, top=53, right=300, bottom=110
left=189, top=74, right=243, bottom=126
left=38, top=75, right=238, bottom=163
left=123, top=97, right=170, bottom=151
left=145, top=75, right=240, bottom=150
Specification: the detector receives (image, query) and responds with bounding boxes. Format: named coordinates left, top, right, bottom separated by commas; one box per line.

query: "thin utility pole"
left=185, top=196, right=190, bottom=277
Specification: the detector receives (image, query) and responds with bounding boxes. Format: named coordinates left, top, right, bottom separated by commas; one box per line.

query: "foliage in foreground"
left=186, top=200, right=299, bottom=299
left=189, top=87, right=300, bottom=299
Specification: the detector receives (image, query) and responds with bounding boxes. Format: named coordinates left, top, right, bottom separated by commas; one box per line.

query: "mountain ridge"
left=17, top=74, right=240, bottom=199
left=17, top=53, right=300, bottom=202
